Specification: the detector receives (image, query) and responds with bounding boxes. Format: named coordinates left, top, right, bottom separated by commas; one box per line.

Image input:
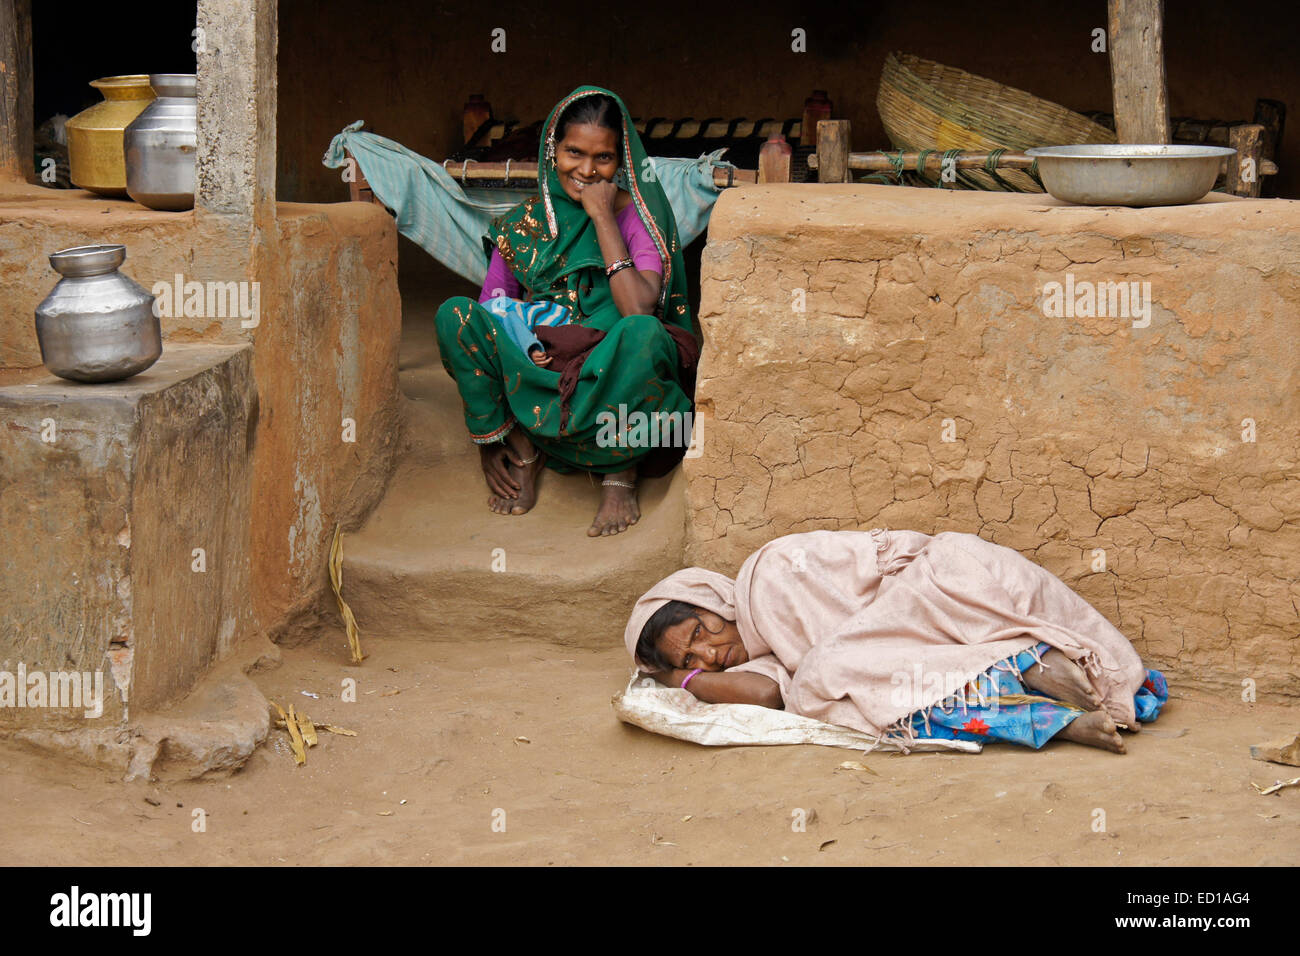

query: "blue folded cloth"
left=481, top=295, right=574, bottom=357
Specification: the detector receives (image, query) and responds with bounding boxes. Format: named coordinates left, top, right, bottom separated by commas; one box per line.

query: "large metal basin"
left=1025, top=144, right=1236, bottom=206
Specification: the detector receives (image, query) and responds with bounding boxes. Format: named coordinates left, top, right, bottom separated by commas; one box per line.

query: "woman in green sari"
left=434, top=85, right=698, bottom=536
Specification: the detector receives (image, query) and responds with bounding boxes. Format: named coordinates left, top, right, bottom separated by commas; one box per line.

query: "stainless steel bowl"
left=1025, top=144, right=1236, bottom=206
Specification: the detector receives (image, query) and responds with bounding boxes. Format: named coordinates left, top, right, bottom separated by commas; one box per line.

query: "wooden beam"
left=436, top=159, right=757, bottom=188
left=0, top=0, right=33, bottom=183
left=1108, top=0, right=1170, bottom=144
left=808, top=150, right=1039, bottom=172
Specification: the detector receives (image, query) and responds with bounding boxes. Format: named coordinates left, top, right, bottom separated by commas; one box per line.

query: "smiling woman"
left=433, top=85, right=699, bottom=537
left=624, top=529, right=1170, bottom=753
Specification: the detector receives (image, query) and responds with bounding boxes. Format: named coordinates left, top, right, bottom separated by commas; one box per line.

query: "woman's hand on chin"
left=579, top=179, right=619, bottom=220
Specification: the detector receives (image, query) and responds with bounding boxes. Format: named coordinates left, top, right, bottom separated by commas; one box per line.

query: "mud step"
left=341, top=457, right=686, bottom=647
left=347, top=287, right=688, bottom=646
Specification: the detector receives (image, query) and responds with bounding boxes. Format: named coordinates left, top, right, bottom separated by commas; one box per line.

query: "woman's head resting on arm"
left=636, top=601, right=749, bottom=673
left=623, top=567, right=747, bottom=672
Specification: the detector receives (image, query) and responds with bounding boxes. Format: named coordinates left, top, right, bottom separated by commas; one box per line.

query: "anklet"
left=601, top=479, right=636, bottom=488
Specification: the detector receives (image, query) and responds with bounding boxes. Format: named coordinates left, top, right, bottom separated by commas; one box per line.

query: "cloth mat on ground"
left=613, top=672, right=981, bottom=753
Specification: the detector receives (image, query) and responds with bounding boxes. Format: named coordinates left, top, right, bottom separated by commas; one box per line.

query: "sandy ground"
left=2, top=627, right=1297, bottom=866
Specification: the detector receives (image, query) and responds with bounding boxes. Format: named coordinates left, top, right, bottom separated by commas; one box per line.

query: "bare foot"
left=1057, top=710, right=1126, bottom=753
left=485, top=430, right=544, bottom=516
left=588, top=468, right=639, bottom=536
left=1023, top=648, right=1104, bottom=711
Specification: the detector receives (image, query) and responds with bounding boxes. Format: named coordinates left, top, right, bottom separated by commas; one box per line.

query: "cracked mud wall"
left=690, top=184, right=1299, bottom=698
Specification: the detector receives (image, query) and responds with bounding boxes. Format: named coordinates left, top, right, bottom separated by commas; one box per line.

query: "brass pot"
left=66, top=75, right=155, bottom=197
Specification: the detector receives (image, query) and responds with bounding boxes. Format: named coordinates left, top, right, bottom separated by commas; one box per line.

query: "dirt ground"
left=2, top=627, right=1297, bottom=866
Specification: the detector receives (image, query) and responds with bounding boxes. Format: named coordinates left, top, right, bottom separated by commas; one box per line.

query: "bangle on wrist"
left=605, top=257, right=634, bottom=278
left=680, top=667, right=704, bottom=689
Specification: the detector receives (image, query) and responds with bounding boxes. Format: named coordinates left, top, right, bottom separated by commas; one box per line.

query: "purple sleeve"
left=617, top=204, right=663, bottom=274
left=479, top=248, right=522, bottom=303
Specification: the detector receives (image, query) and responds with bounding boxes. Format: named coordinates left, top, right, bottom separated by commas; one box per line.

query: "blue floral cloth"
left=906, top=642, right=1168, bottom=748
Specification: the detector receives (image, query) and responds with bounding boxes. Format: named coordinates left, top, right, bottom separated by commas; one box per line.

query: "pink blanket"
left=624, top=529, right=1148, bottom=741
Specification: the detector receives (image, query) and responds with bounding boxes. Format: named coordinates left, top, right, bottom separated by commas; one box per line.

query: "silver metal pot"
left=34, top=244, right=162, bottom=383
left=124, top=73, right=197, bottom=211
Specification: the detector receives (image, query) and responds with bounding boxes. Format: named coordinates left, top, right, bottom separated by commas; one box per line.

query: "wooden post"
left=1226, top=124, right=1264, bottom=198
left=1107, top=0, right=1170, bottom=143
left=816, top=119, right=850, bottom=183
left=0, top=0, right=33, bottom=183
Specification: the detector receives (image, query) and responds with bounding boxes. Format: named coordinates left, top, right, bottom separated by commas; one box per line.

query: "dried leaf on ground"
left=837, top=760, right=878, bottom=776
left=1251, top=776, right=1300, bottom=796
left=319, top=724, right=358, bottom=737
left=299, top=714, right=319, bottom=748
left=329, top=523, right=366, bottom=664
left=275, top=702, right=307, bottom=766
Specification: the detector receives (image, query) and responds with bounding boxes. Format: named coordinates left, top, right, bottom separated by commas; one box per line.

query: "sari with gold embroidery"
left=434, top=85, right=696, bottom=474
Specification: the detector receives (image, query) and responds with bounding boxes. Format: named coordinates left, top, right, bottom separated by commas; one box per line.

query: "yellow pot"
left=66, top=75, right=155, bottom=196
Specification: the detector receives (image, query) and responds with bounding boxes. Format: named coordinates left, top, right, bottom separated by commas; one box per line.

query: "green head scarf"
left=484, top=85, right=694, bottom=334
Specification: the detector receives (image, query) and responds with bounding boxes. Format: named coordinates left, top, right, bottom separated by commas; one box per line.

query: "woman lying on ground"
left=434, top=85, right=698, bottom=536
left=624, top=529, right=1168, bottom=752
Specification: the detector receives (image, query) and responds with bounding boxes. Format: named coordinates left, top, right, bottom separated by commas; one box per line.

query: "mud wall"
left=690, top=184, right=1300, bottom=699
left=252, top=203, right=402, bottom=637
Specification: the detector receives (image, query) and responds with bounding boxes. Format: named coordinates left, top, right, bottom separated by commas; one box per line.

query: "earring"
left=545, top=138, right=556, bottom=165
